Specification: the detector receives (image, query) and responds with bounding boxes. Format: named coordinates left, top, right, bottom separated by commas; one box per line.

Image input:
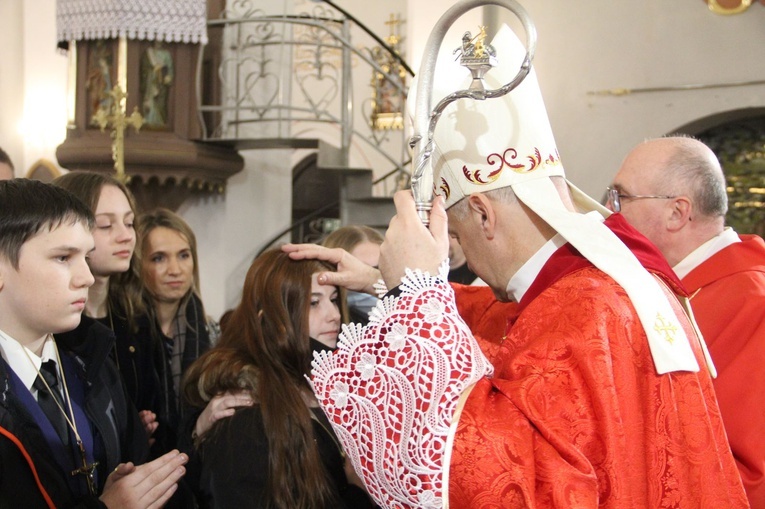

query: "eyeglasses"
left=606, top=187, right=676, bottom=213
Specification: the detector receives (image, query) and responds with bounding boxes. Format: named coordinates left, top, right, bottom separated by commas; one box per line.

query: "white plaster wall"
left=180, top=148, right=293, bottom=318
left=489, top=1, right=765, bottom=199
left=20, top=0, right=69, bottom=172
left=407, top=0, right=482, bottom=79
left=0, top=0, right=68, bottom=174
left=1, top=1, right=763, bottom=319
left=0, top=0, right=28, bottom=174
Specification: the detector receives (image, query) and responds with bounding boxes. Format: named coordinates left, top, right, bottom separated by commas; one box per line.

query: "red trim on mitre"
left=518, top=213, right=687, bottom=312
left=461, top=147, right=562, bottom=187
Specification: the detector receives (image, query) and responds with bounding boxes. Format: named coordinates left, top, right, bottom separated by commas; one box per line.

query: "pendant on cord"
left=71, top=439, right=99, bottom=496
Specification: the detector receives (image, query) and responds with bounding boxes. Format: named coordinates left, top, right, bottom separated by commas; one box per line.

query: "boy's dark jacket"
left=0, top=316, right=149, bottom=508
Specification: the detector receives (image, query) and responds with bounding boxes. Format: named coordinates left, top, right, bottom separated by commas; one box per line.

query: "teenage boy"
left=0, top=179, right=188, bottom=508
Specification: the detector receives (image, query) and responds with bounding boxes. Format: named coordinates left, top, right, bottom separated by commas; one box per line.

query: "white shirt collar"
left=672, top=227, right=740, bottom=279
left=506, top=233, right=567, bottom=303
left=505, top=211, right=604, bottom=303
left=0, top=329, right=58, bottom=393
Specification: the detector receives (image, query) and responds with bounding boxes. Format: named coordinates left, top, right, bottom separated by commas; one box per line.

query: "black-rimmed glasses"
left=606, top=187, right=676, bottom=213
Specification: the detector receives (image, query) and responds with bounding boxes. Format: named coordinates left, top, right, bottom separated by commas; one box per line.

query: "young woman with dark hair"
left=183, top=249, right=372, bottom=509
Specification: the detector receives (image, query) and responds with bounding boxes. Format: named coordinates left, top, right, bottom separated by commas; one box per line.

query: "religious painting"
left=86, top=40, right=115, bottom=127
left=140, top=41, right=175, bottom=129
left=371, top=54, right=404, bottom=119
left=370, top=14, right=406, bottom=131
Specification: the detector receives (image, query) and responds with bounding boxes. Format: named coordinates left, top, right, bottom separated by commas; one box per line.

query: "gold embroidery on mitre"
left=654, top=313, right=679, bottom=344
left=462, top=147, right=561, bottom=185
left=438, top=177, right=451, bottom=200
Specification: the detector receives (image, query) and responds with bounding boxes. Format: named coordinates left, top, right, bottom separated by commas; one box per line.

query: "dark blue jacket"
left=0, top=317, right=149, bottom=508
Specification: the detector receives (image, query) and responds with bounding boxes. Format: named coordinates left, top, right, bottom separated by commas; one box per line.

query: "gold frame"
left=25, top=158, right=62, bottom=183
left=707, top=0, right=752, bottom=15
left=370, top=13, right=406, bottom=131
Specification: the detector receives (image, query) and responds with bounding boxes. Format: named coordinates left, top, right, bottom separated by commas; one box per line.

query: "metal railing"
left=197, top=0, right=414, bottom=194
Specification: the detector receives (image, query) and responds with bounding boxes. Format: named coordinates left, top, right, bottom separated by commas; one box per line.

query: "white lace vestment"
left=311, top=262, right=493, bottom=508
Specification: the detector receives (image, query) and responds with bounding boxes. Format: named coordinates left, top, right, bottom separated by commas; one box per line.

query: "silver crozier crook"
left=410, top=0, right=537, bottom=225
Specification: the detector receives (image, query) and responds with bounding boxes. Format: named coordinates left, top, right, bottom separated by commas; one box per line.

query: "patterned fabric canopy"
left=57, top=0, right=207, bottom=44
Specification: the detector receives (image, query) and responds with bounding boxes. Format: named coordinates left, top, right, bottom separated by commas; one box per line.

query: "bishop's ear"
left=466, top=193, right=496, bottom=240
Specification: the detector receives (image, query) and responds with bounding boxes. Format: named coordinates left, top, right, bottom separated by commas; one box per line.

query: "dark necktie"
left=33, top=360, right=69, bottom=446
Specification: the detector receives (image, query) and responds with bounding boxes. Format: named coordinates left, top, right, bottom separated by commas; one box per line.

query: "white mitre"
left=414, top=24, right=701, bottom=375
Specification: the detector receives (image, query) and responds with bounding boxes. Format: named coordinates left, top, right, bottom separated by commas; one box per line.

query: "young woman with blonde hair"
left=322, top=225, right=384, bottom=325
left=136, top=208, right=216, bottom=450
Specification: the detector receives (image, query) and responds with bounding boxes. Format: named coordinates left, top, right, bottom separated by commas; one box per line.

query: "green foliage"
left=698, top=121, right=765, bottom=237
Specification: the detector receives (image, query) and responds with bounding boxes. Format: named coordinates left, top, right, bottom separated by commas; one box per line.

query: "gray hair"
left=663, top=138, right=728, bottom=218
left=447, top=176, right=570, bottom=221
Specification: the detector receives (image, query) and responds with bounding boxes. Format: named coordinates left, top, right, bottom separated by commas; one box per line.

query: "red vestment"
left=311, top=216, right=747, bottom=508
left=449, top=266, right=747, bottom=508
left=453, top=283, right=518, bottom=360
left=449, top=217, right=746, bottom=507
left=682, top=234, right=765, bottom=508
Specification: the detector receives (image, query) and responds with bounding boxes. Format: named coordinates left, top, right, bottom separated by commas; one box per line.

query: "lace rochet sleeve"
left=310, top=262, right=494, bottom=508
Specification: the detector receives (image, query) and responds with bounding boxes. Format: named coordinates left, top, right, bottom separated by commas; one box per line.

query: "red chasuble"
left=453, top=283, right=519, bottom=361
left=682, top=234, right=765, bottom=508
left=449, top=218, right=748, bottom=508
left=310, top=215, right=747, bottom=509
left=449, top=266, right=747, bottom=508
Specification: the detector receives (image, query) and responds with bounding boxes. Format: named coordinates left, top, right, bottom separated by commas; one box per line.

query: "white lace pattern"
left=57, top=0, right=208, bottom=44
left=311, top=262, right=493, bottom=508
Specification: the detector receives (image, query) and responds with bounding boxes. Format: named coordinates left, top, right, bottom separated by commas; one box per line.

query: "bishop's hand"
left=379, top=191, right=449, bottom=289
left=282, top=244, right=381, bottom=295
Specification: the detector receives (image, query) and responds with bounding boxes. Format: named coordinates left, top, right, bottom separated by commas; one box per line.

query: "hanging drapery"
left=56, top=0, right=208, bottom=44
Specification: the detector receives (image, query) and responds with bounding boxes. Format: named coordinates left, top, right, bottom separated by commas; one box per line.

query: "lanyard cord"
left=23, top=337, right=81, bottom=444
left=23, top=336, right=99, bottom=495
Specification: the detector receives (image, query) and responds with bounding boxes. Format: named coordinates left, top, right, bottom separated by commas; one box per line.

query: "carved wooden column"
left=55, top=0, right=242, bottom=212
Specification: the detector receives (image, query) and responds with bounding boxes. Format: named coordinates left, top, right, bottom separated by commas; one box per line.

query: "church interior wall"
left=0, top=0, right=23, bottom=175
left=179, top=148, right=294, bottom=319
left=0, top=0, right=67, bottom=177
left=0, top=0, right=762, bottom=318
left=496, top=1, right=765, bottom=202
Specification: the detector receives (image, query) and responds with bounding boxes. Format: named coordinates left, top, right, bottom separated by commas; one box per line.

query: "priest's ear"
left=666, top=195, right=693, bottom=232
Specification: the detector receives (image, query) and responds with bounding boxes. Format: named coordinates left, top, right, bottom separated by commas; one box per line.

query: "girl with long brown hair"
left=183, top=249, right=371, bottom=509
left=52, top=172, right=145, bottom=333
left=52, top=171, right=159, bottom=437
